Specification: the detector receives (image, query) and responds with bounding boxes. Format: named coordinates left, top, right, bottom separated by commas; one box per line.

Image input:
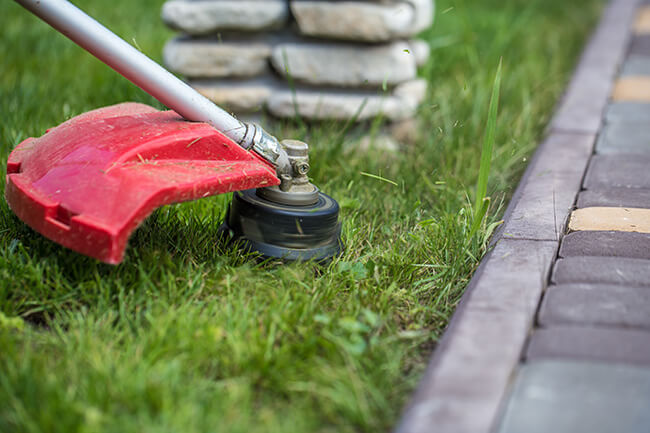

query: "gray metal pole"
left=13, top=0, right=289, bottom=171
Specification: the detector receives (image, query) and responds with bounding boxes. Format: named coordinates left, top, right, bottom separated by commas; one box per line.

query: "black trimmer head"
left=222, top=139, right=343, bottom=262
left=223, top=189, right=342, bottom=262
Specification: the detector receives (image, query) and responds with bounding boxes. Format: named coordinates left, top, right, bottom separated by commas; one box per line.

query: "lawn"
left=0, top=0, right=603, bottom=432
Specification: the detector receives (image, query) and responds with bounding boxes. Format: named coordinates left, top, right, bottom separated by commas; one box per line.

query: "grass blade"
left=474, top=59, right=503, bottom=215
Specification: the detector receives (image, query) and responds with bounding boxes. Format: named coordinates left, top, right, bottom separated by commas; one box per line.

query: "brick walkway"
left=396, top=1, right=650, bottom=432
left=497, top=2, right=650, bottom=431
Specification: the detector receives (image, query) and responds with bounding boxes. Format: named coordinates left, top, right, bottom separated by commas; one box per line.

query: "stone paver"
left=526, top=326, right=650, bottom=365
left=605, top=101, right=650, bottom=123
left=596, top=121, right=650, bottom=154
left=538, top=283, right=650, bottom=329
left=629, top=34, right=650, bottom=56
left=552, top=256, right=650, bottom=286
left=559, top=230, right=650, bottom=258
left=568, top=207, right=650, bottom=233
left=634, top=6, right=650, bottom=33
left=621, top=54, right=650, bottom=75
left=612, top=77, right=650, bottom=101
left=577, top=188, right=650, bottom=208
left=583, top=154, right=650, bottom=189
left=496, top=361, right=650, bottom=433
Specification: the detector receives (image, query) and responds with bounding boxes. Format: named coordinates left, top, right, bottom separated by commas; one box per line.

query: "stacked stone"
left=162, top=0, right=433, bottom=122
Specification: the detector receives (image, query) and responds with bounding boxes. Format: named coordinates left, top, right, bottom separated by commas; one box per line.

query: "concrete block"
left=496, top=361, right=650, bottom=433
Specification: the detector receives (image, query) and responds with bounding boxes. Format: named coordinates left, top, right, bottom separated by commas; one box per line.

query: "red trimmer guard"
left=5, top=103, right=280, bottom=264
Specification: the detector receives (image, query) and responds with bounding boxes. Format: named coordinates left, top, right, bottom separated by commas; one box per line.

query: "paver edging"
left=394, top=1, right=641, bottom=432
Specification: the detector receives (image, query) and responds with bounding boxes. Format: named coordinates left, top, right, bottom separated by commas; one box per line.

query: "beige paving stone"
left=569, top=207, right=650, bottom=233
left=612, top=77, right=650, bottom=101
left=634, top=6, right=650, bottom=35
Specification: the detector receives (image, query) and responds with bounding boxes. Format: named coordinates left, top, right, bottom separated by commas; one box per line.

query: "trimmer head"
left=222, top=189, right=343, bottom=262
left=221, top=139, right=343, bottom=262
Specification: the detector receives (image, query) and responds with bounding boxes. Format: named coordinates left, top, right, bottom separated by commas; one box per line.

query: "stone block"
left=463, top=239, right=557, bottom=315
left=496, top=361, right=650, bottom=433
left=621, top=54, right=650, bottom=76
left=498, top=132, right=594, bottom=241
left=612, top=77, right=650, bottom=102
left=270, top=41, right=417, bottom=87
left=538, top=283, right=650, bottom=329
left=552, top=256, right=650, bottom=287
left=409, top=39, right=431, bottom=67
left=161, top=0, right=289, bottom=35
left=164, top=36, right=272, bottom=78
left=635, top=6, right=650, bottom=34
left=595, top=121, right=650, bottom=154
left=559, top=230, right=650, bottom=259
left=290, top=0, right=433, bottom=42
left=267, top=79, right=426, bottom=121
left=568, top=207, right=650, bottom=233
left=190, top=77, right=278, bottom=112
left=577, top=188, right=650, bottom=208
left=629, top=34, right=650, bottom=56
left=583, top=155, right=650, bottom=189
left=526, top=326, right=650, bottom=366
left=605, top=102, right=650, bottom=123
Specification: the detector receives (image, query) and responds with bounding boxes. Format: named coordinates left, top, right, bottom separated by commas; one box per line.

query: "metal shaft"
left=14, top=0, right=251, bottom=147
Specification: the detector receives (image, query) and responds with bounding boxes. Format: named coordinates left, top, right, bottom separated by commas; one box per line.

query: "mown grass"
left=0, top=0, right=603, bottom=431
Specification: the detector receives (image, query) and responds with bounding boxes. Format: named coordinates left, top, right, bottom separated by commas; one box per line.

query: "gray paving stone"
left=550, top=0, right=638, bottom=133
left=630, top=35, right=650, bottom=57
left=621, top=54, right=650, bottom=76
left=559, top=230, right=650, bottom=259
left=605, top=102, right=650, bottom=123
left=595, top=122, right=650, bottom=154
left=577, top=188, right=650, bottom=208
left=498, top=132, right=594, bottom=241
left=583, top=154, right=650, bottom=189
left=496, top=361, right=650, bottom=433
left=526, top=326, right=650, bottom=366
left=538, top=283, right=650, bottom=329
left=553, top=256, right=650, bottom=287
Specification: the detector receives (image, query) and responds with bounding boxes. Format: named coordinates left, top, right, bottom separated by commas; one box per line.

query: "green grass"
left=0, top=0, right=603, bottom=431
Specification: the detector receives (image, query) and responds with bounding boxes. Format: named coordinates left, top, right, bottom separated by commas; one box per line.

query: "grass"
left=0, top=0, right=603, bottom=431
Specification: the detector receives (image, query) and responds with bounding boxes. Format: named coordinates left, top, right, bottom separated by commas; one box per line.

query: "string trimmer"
left=6, top=0, right=343, bottom=264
